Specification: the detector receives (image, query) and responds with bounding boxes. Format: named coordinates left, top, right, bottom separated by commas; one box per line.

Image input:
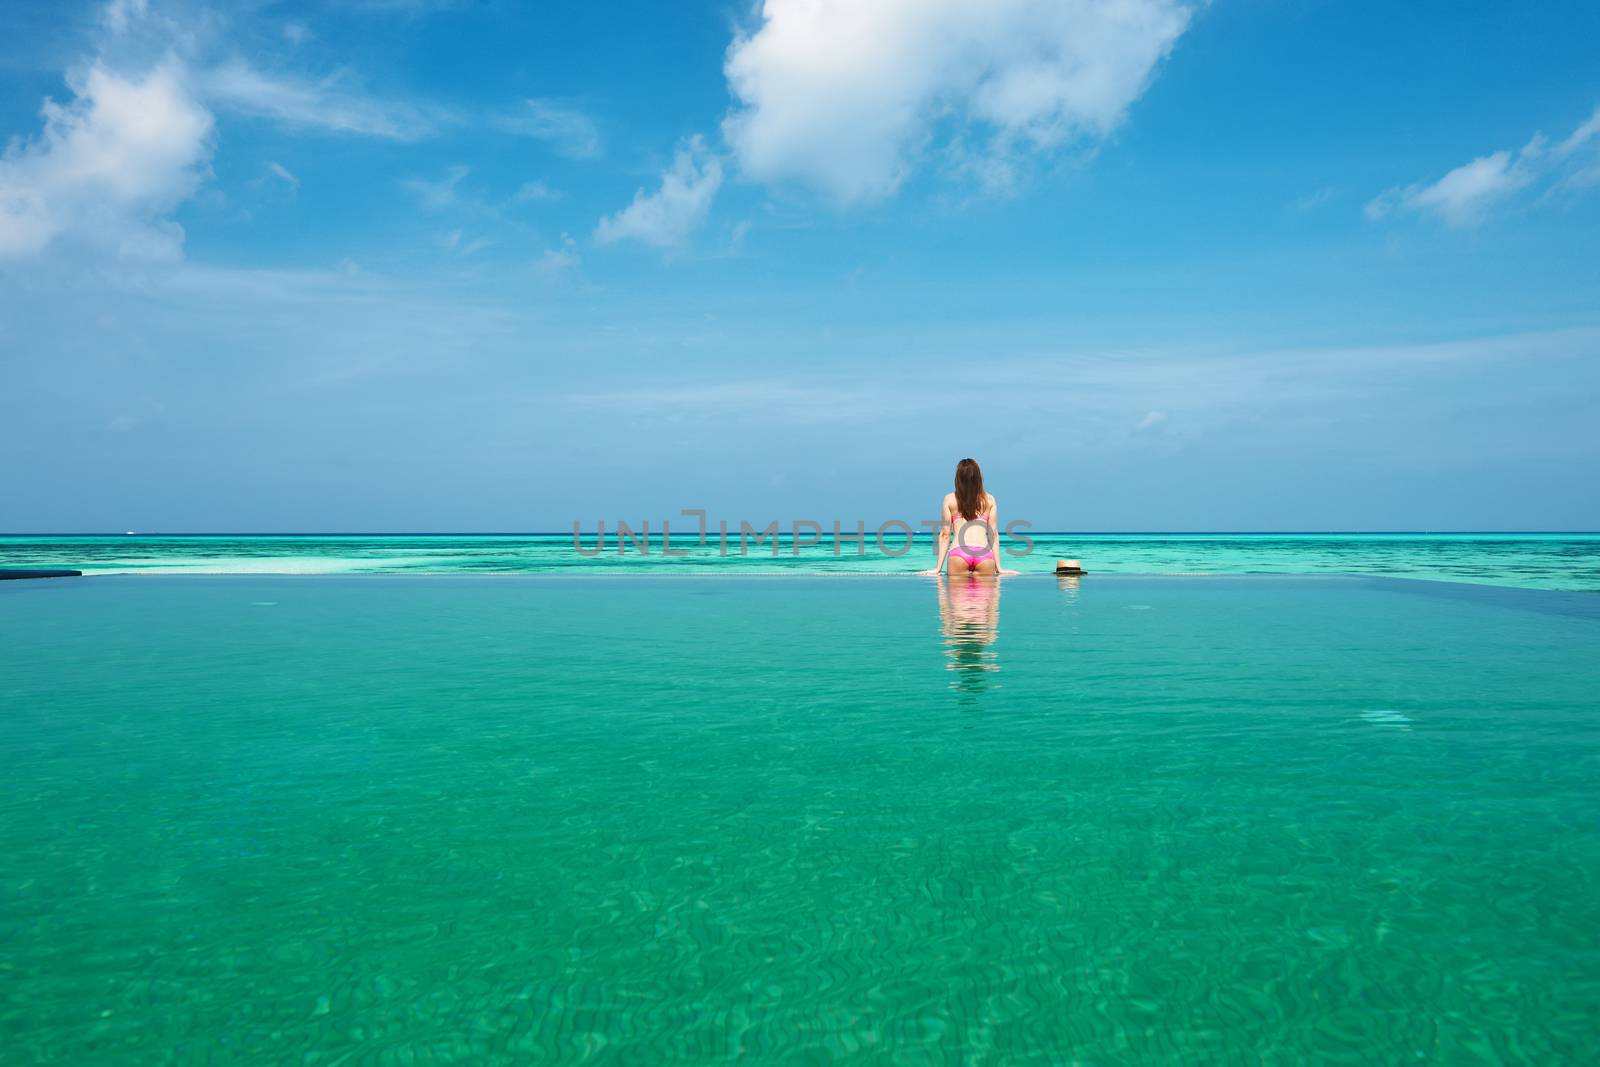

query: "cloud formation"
left=1366, top=145, right=1538, bottom=228
left=1368, top=106, right=1600, bottom=227
left=1, top=0, right=611, bottom=263
left=499, top=99, right=603, bottom=158
left=722, top=0, right=1193, bottom=202
left=0, top=59, right=213, bottom=259
left=1555, top=106, right=1600, bottom=191
left=403, top=164, right=470, bottom=210
left=566, top=326, right=1600, bottom=437
left=264, top=161, right=299, bottom=190
left=202, top=59, right=444, bottom=140
left=204, top=66, right=606, bottom=152
left=535, top=233, right=580, bottom=277
left=595, top=137, right=723, bottom=250
left=515, top=180, right=560, bottom=202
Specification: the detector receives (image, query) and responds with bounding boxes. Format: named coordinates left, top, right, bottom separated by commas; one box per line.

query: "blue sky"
left=2, top=0, right=1598, bottom=531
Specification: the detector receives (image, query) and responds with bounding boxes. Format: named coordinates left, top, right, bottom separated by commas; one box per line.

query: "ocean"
left=3, top=532, right=1598, bottom=590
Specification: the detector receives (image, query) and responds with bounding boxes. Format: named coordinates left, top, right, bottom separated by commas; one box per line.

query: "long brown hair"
left=954, top=458, right=986, bottom=520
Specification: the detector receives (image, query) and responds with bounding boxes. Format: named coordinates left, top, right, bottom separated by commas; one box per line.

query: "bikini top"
left=950, top=498, right=992, bottom=532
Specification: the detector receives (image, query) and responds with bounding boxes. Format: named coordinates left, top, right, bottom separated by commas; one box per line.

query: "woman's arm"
left=991, top=497, right=1018, bottom=575
left=919, top=499, right=952, bottom=575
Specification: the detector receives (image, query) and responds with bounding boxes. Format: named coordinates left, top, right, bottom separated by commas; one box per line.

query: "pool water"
left=3, top=575, right=1598, bottom=1063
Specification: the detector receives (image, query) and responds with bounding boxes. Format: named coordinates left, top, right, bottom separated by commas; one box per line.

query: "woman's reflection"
left=937, top=575, right=1001, bottom=695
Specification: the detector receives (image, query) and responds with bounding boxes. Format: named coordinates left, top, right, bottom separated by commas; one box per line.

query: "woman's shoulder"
left=985, top=492, right=997, bottom=510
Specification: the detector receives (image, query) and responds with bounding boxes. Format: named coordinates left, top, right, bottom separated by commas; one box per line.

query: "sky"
left=1, top=0, right=1598, bottom=532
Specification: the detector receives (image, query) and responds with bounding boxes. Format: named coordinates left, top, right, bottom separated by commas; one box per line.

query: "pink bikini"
left=948, top=507, right=996, bottom=571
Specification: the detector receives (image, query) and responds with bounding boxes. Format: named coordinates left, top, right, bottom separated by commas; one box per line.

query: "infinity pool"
left=3, top=575, right=1598, bottom=1062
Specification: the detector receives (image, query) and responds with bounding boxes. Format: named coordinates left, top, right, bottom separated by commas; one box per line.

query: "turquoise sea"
left=4, top=532, right=1600, bottom=590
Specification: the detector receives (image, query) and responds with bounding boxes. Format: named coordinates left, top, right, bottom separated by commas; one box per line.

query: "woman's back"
left=946, top=490, right=996, bottom=549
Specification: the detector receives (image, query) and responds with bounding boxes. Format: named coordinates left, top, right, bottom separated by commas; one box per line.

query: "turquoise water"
left=3, top=574, right=1598, bottom=1063
left=4, top=532, right=1600, bottom=590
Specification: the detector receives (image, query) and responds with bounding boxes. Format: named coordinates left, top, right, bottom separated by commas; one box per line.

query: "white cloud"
left=401, top=166, right=545, bottom=249
left=0, top=59, right=214, bottom=259
left=1293, top=187, right=1334, bottom=212
left=3, top=0, right=600, bottom=272
left=1563, top=163, right=1600, bottom=192
left=403, top=165, right=469, bottom=209
left=102, top=0, right=151, bottom=35
left=573, top=379, right=879, bottom=423
left=202, top=59, right=442, bottom=140
left=722, top=0, right=1193, bottom=203
left=440, top=229, right=492, bottom=256
left=566, top=326, right=1600, bottom=431
left=595, top=136, right=723, bottom=250
left=1366, top=146, right=1536, bottom=228
left=205, top=73, right=601, bottom=152
left=71, top=2, right=444, bottom=144
left=515, top=180, right=560, bottom=202
left=499, top=99, right=602, bottom=158
left=345, top=0, right=470, bottom=13
left=1554, top=105, right=1600, bottom=191
left=264, top=161, right=299, bottom=190
left=1555, top=106, right=1600, bottom=159
left=535, top=233, right=580, bottom=276
left=1369, top=107, right=1600, bottom=227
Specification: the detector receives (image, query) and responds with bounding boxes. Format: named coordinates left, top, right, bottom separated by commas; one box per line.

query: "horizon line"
left=5, top=530, right=1599, bottom=538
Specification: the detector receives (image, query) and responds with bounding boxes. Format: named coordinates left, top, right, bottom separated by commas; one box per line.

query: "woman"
left=920, top=458, right=1016, bottom=577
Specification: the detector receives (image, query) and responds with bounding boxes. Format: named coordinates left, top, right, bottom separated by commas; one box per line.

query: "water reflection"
left=937, top=575, right=1001, bottom=695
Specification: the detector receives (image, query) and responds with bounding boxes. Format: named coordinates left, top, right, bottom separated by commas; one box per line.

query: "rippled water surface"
left=3, top=575, right=1599, bottom=1063
left=4, top=532, right=1599, bottom=590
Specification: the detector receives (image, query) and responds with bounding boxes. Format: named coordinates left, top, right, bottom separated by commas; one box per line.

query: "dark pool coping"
left=1361, top=575, right=1600, bottom=622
